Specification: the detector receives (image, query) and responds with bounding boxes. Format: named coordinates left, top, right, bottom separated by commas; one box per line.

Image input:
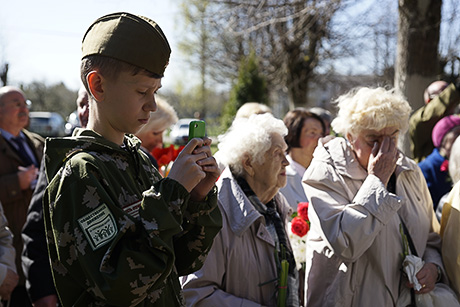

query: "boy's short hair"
left=80, top=55, right=159, bottom=91
left=80, top=12, right=171, bottom=89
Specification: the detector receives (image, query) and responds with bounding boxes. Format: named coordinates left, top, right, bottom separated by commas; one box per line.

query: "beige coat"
left=440, top=181, right=460, bottom=297
left=302, top=137, right=443, bottom=307
left=182, top=167, right=293, bottom=307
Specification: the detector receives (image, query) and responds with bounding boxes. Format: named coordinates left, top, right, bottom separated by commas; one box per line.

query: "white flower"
left=288, top=222, right=307, bottom=270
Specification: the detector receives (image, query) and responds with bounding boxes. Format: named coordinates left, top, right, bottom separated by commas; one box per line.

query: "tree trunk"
left=394, top=0, right=442, bottom=156
left=0, top=63, right=8, bottom=86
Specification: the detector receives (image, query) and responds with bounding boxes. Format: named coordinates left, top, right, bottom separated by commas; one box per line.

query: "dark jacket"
left=22, top=157, right=57, bottom=303
left=0, top=129, right=44, bottom=285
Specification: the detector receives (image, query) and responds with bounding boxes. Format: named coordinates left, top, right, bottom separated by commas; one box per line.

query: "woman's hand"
left=168, top=137, right=220, bottom=201
left=367, top=136, right=399, bottom=186
left=407, top=262, right=438, bottom=294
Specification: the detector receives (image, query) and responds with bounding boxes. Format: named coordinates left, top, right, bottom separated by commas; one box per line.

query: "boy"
left=42, top=12, right=222, bottom=306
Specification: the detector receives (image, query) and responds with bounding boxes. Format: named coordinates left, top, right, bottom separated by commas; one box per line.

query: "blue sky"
left=0, top=0, right=184, bottom=91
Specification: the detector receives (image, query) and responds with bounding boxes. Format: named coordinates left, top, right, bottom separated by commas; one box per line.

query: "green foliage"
left=220, top=50, right=268, bottom=129
left=160, top=83, right=227, bottom=138
left=21, top=82, right=77, bottom=119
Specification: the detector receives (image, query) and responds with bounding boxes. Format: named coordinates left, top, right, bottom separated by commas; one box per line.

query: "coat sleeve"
left=44, top=155, right=217, bottom=306
left=0, top=201, right=16, bottom=286
left=173, top=186, right=222, bottom=276
left=303, top=162, right=402, bottom=262
left=408, top=165, right=444, bottom=280
left=181, top=221, right=262, bottom=307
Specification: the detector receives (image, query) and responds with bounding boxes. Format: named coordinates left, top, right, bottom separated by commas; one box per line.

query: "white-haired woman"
left=182, top=113, right=299, bottom=306
left=303, top=87, right=445, bottom=306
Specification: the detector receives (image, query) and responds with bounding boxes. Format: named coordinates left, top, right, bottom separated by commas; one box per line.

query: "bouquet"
left=288, top=202, right=310, bottom=270
left=151, top=144, right=185, bottom=176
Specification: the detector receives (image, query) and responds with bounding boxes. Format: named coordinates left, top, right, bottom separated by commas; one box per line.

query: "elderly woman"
left=279, top=108, right=325, bottom=208
left=303, top=87, right=445, bottom=306
left=182, top=113, right=299, bottom=306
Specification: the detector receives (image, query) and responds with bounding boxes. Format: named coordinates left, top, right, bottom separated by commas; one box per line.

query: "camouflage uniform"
left=42, top=129, right=222, bottom=306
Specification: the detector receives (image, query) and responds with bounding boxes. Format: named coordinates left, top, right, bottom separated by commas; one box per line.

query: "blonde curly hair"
left=331, top=87, right=412, bottom=137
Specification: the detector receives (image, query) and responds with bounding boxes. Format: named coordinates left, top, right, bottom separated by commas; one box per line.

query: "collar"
left=286, top=154, right=306, bottom=177
left=217, top=168, right=266, bottom=236
left=0, top=128, right=25, bottom=142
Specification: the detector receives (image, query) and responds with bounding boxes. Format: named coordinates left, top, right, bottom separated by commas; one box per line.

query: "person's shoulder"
left=23, top=129, right=45, bottom=144
left=317, top=137, right=348, bottom=162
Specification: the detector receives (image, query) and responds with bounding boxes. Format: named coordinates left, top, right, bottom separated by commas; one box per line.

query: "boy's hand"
left=168, top=138, right=220, bottom=201
left=189, top=137, right=221, bottom=201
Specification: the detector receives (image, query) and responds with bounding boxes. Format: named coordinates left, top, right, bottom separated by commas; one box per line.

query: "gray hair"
left=217, top=113, right=287, bottom=176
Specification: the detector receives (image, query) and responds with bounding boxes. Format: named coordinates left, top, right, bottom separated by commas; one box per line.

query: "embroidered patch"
left=78, top=203, right=117, bottom=250
left=122, top=200, right=141, bottom=219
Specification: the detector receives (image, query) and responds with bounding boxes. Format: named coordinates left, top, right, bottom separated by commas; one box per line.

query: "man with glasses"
left=0, top=85, right=44, bottom=307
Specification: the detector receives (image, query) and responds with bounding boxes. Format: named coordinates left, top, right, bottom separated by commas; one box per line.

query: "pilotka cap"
left=81, top=12, right=171, bottom=77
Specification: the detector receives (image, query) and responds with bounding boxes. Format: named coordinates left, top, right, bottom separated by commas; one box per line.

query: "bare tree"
left=0, top=63, right=8, bottom=86
left=178, top=0, right=214, bottom=117
left=439, top=0, right=460, bottom=82
left=188, top=0, right=348, bottom=108
left=395, top=0, right=443, bottom=155
left=395, top=0, right=442, bottom=109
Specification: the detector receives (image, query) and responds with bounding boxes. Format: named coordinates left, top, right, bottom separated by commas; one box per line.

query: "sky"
left=0, top=0, right=185, bottom=91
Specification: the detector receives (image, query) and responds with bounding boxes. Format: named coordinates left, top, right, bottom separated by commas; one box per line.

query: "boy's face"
left=99, top=70, right=161, bottom=142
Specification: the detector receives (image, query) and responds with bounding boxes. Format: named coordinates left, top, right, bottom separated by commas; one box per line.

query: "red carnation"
left=152, top=144, right=185, bottom=168
left=440, top=159, right=449, bottom=172
left=291, top=217, right=309, bottom=237
left=297, top=202, right=309, bottom=221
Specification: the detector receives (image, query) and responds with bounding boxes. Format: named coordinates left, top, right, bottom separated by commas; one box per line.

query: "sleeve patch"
left=78, top=203, right=118, bottom=250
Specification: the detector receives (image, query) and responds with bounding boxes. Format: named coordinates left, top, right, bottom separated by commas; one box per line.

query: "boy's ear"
left=86, top=71, right=104, bottom=102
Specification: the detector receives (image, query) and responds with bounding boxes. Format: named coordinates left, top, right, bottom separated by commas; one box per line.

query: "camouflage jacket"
left=42, top=129, right=222, bottom=306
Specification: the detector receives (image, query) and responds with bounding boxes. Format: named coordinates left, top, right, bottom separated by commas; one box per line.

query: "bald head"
left=0, top=86, right=29, bottom=135
left=424, top=81, right=449, bottom=104
left=76, top=86, right=89, bottom=128
left=0, top=86, right=26, bottom=104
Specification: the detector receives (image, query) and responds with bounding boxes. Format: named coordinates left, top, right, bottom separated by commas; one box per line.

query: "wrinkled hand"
left=407, top=262, right=438, bottom=294
left=168, top=137, right=220, bottom=201
left=367, top=136, right=398, bottom=187
left=0, top=268, right=19, bottom=300
left=32, top=294, right=59, bottom=307
left=18, top=165, right=38, bottom=190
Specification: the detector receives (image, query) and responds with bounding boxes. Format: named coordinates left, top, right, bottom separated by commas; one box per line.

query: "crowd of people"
left=1, top=10, right=460, bottom=307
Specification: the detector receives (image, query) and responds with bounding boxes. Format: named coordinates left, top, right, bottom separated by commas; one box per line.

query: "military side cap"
left=82, top=12, right=171, bottom=77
